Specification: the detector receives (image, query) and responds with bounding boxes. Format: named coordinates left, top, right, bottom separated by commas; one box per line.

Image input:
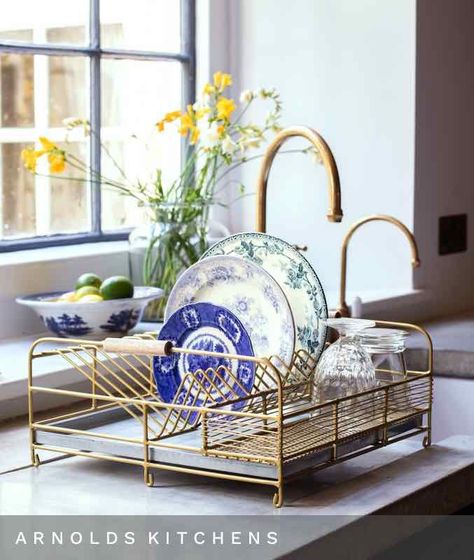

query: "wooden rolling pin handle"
left=102, top=338, right=173, bottom=356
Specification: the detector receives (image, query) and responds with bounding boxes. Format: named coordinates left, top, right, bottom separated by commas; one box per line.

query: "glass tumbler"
left=314, top=318, right=377, bottom=403
left=359, top=328, right=410, bottom=412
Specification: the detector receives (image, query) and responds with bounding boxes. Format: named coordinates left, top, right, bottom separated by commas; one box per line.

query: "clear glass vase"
left=129, top=202, right=208, bottom=322
left=314, top=318, right=376, bottom=403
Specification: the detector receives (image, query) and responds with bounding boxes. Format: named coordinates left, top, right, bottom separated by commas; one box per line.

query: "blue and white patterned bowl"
left=16, top=286, right=164, bottom=339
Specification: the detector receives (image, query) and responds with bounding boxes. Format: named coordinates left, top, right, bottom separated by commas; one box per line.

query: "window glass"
left=0, top=2, right=190, bottom=246
left=0, top=53, right=34, bottom=127
left=0, top=1, right=87, bottom=45
left=49, top=55, right=87, bottom=127
left=0, top=53, right=90, bottom=239
left=1, top=143, right=36, bottom=237
left=101, top=59, right=182, bottom=230
left=100, top=0, right=181, bottom=52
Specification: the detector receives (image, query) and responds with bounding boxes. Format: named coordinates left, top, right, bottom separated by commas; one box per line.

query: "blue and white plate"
left=165, top=255, right=295, bottom=363
left=202, top=233, right=328, bottom=361
left=154, top=303, right=255, bottom=412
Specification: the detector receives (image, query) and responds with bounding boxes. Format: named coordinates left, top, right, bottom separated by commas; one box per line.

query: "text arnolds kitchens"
left=15, top=530, right=279, bottom=546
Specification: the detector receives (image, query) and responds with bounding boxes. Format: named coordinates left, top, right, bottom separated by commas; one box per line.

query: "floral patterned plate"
left=165, top=255, right=295, bottom=363
left=202, top=233, right=328, bottom=360
left=154, top=302, right=255, bottom=414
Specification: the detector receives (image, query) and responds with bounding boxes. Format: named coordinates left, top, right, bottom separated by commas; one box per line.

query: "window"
left=0, top=0, right=195, bottom=251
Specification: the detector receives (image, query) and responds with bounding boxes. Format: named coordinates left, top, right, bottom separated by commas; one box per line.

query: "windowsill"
left=0, top=322, right=161, bottom=420
left=0, top=240, right=129, bottom=267
left=326, top=287, right=429, bottom=316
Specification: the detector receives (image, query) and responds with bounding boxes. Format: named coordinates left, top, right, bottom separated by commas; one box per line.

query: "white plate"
left=202, top=233, right=328, bottom=360
left=165, top=255, right=295, bottom=363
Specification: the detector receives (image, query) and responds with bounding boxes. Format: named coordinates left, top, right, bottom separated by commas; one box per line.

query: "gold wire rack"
left=28, top=320, right=432, bottom=508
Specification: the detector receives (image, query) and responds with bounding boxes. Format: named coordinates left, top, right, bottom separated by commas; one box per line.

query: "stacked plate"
left=153, top=232, right=328, bottom=407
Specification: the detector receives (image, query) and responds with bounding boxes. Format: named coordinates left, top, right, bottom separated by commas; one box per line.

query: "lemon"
left=100, top=276, right=134, bottom=300
left=59, top=291, right=79, bottom=302
left=75, top=273, right=102, bottom=291
left=78, top=294, right=104, bottom=303
left=76, top=286, right=101, bottom=299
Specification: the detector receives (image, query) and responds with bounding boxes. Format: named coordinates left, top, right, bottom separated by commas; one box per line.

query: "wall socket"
left=439, top=214, right=468, bottom=255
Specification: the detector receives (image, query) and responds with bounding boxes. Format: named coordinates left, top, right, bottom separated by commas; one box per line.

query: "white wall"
left=222, top=0, right=417, bottom=307
left=413, top=0, right=474, bottom=320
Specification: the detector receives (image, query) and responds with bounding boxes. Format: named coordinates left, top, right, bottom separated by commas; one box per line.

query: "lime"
left=59, top=291, right=79, bottom=302
left=75, top=273, right=102, bottom=290
left=78, top=294, right=104, bottom=303
left=100, top=276, right=134, bottom=300
left=76, top=286, right=101, bottom=299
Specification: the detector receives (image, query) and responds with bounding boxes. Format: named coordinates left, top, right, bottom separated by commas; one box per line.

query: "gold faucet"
left=255, top=126, right=343, bottom=232
left=335, top=214, right=421, bottom=317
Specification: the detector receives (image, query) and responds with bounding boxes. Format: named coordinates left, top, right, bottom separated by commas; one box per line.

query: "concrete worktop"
left=1, top=435, right=473, bottom=516
left=405, top=312, right=474, bottom=377
left=1, top=435, right=474, bottom=558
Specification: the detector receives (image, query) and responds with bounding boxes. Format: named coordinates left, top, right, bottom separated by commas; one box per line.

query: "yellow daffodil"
left=21, top=148, right=40, bottom=172
left=216, top=97, right=236, bottom=121
left=202, top=82, right=215, bottom=96
left=178, top=111, right=194, bottom=137
left=39, top=136, right=57, bottom=152
left=190, top=126, right=200, bottom=145
left=48, top=152, right=66, bottom=173
left=194, top=106, right=210, bottom=120
left=156, top=110, right=181, bottom=132
left=213, top=71, right=232, bottom=91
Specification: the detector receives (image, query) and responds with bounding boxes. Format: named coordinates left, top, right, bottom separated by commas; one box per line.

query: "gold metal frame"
left=28, top=321, right=433, bottom=508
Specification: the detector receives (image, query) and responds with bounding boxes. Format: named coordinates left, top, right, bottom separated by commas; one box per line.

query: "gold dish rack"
left=28, top=320, right=432, bottom=508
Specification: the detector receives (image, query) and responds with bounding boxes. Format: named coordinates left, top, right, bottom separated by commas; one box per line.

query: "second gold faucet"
left=335, top=214, right=420, bottom=317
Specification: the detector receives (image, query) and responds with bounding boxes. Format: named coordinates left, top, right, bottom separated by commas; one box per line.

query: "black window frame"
left=0, top=0, right=196, bottom=253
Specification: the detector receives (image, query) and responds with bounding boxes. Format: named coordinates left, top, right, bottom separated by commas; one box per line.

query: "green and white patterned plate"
left=202, top=232, right=328, bottom=360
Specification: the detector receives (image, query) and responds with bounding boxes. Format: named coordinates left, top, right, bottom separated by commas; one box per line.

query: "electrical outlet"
left=439, top=214, right=467, bottom=255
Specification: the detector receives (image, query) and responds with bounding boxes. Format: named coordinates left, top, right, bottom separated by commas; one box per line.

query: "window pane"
left=101, top=59, right=182, bottom=230
left=0, top=2, right=87, bottom=45
left=0, top=52, right=90, bottom=240
left=101, top=0, right=181, bottom=53
left=0, top=53, right=34, bottom=127
left=49, top=56, right=88, bottom=127
left=1, top=140, right=90, bottom=240
left=1, top=143, right=36, bottom=237
left=50, top=142, right=89, bottom=233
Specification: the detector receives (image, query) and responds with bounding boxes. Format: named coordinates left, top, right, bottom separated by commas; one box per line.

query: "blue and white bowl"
left=16, top=286, right=164, bottom=339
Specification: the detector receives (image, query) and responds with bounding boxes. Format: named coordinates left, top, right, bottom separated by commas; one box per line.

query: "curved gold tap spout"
left=336, top=214, right=421, bottom=317
left=255, top=126, right=343, bottom=232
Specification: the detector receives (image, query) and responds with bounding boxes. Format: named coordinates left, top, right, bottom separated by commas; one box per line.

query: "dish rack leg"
left=142, top=404, right=154, bottom=487
left=144, top=469, right=154, bottom=487
left=31, top=449, right=40, bottom=467
left=272, top=483, right=284, bottom=508
left=423, top=406, right=433, bottom=448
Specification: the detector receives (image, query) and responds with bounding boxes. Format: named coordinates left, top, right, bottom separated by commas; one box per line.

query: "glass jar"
left=358, top=328, right=409, bottom=382
left=314, top=318, right=376, bottom=403
left=358, top=328, right=410, bottom=413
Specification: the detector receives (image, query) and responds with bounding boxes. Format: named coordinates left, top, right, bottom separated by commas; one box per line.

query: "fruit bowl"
left=16, top=286, right=164, bottom=339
